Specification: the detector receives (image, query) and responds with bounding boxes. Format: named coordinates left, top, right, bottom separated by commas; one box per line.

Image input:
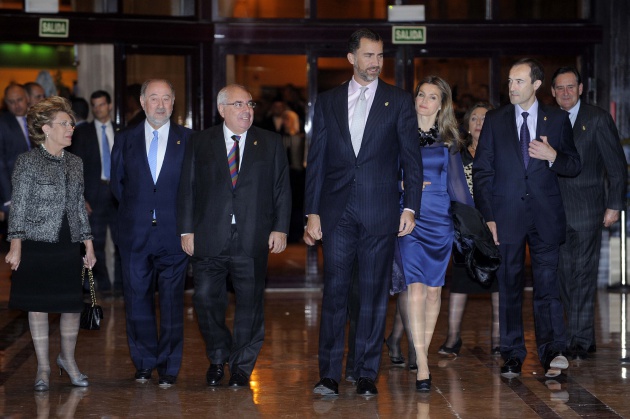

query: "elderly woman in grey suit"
left=4, top=96, right=96, bottom=391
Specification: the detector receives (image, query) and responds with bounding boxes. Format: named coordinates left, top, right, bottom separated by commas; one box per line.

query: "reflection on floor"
left=1, top=243, right=629, bottom=418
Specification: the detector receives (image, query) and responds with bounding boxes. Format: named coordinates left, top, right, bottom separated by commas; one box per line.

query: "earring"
left=46, top=133, right=49, bottom=140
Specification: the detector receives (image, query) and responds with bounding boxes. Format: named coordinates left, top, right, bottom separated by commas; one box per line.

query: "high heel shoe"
left=34, top=368, right=50, bottom=392
left=416, top=374, right=432, bottom=392
left=56, top=355, right=89, bottom=387
left=384, top=338, right=405, bottom=365
left=438, top=338, right=462, bottom=356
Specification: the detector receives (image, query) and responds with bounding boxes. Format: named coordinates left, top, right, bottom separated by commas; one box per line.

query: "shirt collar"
left=515, top=99, right=539, bottom=120
left=349, top=77, right=378, bottom=96
left=223, top=124, right=247, bottom=143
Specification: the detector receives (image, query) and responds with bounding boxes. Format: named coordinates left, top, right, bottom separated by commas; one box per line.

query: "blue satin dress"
left=395, top=141, right=473, bottom=290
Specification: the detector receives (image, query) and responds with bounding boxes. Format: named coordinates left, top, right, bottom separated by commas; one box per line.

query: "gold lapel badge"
left=177, top=140, right=181, bottom=144
left=254, top=140, right=258, bottom=145
left=543, top=116, right=547, bottom=121
left=582, top=125, right=586, bottom=131
left=385, top=102, right=389, bottom=106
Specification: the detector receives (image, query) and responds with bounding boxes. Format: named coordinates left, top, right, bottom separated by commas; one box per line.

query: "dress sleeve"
left=447, top=149, right=474, bottom=206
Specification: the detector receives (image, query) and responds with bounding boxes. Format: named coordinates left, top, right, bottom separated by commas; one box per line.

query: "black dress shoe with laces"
left=158, top=375, right=176, bottom=387
left=500, top=357, right=522, bottom=378
left=228, top=372, right=249, bottom=387
left=356, top=377, right=378, bottom=396
left=313, top=378, right=339, bottom=395
left=206, top=364, right=225, bottom=386
left=135, top=369, right=152, bottom=382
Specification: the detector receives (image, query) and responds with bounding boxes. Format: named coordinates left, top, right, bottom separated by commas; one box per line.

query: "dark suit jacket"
left=67, top=120, right=117, bottom=206
left=473, top=102, right=581, bottom=245
left=110, top=121, right=192, bottom=254
left=177, top=125, right=291, bottom=258
left=558, top=103, right=627, bottom=231
left=304, top=79, right=423, bottom=236
left=0, top=112, right=30, bottom=212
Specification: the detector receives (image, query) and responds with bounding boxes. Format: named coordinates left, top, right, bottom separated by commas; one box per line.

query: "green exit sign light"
left=392, top=26, right=426, bottom=44
left=39, top=18, right=69, bottom=38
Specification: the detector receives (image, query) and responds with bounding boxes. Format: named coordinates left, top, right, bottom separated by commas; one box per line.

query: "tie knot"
left=231, top=135, right=241, bottom=142
left=152, top=130, right=158, bottom=140
left=359, top=87, right=367, bottom=100
left=522, top=111, right=529, bottom=120
left=102, top=124, right=107, bottom=129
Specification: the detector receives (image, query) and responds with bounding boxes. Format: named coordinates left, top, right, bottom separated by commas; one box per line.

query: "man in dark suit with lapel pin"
left=305, top=28, right=423, bottom=396
left=474, top=58, right=582, bottom=379
left=68, top=90, right=122, bottom=296
left=111, top=79, right=192, bottom=387
left=0, top=84, right=32, bottom=226
left=551, top=66, right=627, bottom=360
left=177, top=84, right=291, bottom=388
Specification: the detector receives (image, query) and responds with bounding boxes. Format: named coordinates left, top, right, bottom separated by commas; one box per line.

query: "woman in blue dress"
left=398, top=76, right=473, bottom=392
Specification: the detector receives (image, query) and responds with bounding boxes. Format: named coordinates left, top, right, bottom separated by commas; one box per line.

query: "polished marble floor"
left=1, top=243, right=630, bottom=418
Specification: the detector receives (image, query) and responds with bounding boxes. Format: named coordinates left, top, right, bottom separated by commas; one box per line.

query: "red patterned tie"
left=229, top=135, right=240, bottom=188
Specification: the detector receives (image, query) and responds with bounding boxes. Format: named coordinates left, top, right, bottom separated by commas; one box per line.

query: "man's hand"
left=306, top=214, right=322, bottom=241
left=486, top=221, right=499, bottom=245
left=303, top=229, right=317, bottom=246
left=398, top=210, right=416, bottom=237
left=269, top=231, right=287, bottom=253
left=603, top=209, right=621, bottom=228
left=529, top=135, right=557, bottom=163
left=85, top=201, right=93, bottom=216
left=181, top=234, right=194, bottom=256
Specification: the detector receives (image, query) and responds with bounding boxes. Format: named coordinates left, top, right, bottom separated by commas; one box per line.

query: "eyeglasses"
left=223, top=101, right=257, bottom=109
left=52, top=121, right=76, bottom=130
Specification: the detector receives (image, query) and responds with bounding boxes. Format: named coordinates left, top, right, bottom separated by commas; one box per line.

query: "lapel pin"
left=582, top=125, right=586, bottom=131
left=544, top=116, right=547, bottom=121
left=385, top=102, right=389, bottom=106
left=254, top=141, right=258, bottom=145
left=177, top=140, right=181, bottom=144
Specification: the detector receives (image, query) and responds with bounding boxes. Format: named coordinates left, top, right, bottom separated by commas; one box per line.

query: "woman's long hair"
left=415, top=76, right=461, bottom=149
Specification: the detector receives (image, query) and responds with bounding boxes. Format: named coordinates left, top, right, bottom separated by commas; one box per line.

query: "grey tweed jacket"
left=7, top=146, right=93, bottom=243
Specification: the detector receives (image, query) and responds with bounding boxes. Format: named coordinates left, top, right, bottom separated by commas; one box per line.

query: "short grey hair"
left=140, top=79, right=175, bottom=99
left=217, top=84, right=249, bottom=107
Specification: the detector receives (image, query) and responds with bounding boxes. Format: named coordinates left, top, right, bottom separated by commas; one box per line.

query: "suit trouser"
left=319, top=194, right=395, bottom=381
left=120, top=230, right=188, bottom=377
left=89, top=181, right=121, bottom=292
left=192, top=226, right=268, bottom=377
left=498, top=205, right=566, bottom=365
left=558, top=226, right=601, bottom=350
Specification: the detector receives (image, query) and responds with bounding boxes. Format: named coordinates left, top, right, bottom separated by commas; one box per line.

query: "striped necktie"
left=229, top=135, right=240, bottom=188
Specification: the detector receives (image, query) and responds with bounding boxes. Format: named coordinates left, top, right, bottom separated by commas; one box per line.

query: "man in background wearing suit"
left=474, top=58, right=581, bottom=379
left=68, top=90, right=122, bottom=296
left=111, top=79, right=192, bottom=387
left=24, top=82, right=46, bottom=107
left=305, top=28, right=423, bottom=396
left=551, top=66, right=627, bottom=360
left=0, top=84, right=31, bottom=228
left=178, top=84, right=291, bottom=388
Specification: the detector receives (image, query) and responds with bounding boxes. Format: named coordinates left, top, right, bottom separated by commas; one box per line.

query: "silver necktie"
left=350, top=86, right=368, bottom=156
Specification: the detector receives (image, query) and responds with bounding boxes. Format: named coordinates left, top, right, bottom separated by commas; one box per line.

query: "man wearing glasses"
left=177, top=84, right=291, bottom=388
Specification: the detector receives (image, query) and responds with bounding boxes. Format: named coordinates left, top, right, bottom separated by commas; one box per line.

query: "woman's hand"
left=83, top=240, right=97, bottom=269
left=5, top=239, right=22, bottom=271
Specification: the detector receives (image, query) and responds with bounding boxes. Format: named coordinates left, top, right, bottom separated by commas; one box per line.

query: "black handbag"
left=80, top=267, right=104, bottom=330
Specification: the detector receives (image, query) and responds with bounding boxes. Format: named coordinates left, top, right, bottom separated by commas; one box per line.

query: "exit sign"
left=39, top=18, right=69, bottom=38
left=392, top=26, right=426, bottom=44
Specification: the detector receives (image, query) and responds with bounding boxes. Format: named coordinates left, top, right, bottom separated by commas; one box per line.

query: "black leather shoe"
left=491, top=347, right=501, bottom=356
left=356, top=377, right=378, bottom=396
left=228, top=372, right=249, bottom=387
left=345, top=372, right=357, bottom=384
left=500, top=357, right=522, bottom=378
left=206, top=364, right=224, bottom=386
left=158, top=375, right=176, bottom=387
left=409, top=363, right=418, bottom=371
left=438, top=338, right=462, bottom=356
left=313, top=378, right=338, bottom=395
left=569, top=346, right=588, bottom=360
left=416, top=374, right=432, bottom=392
left=544, top=352, right=568, bottom=378
left=135, top=369, right=152, bottom=382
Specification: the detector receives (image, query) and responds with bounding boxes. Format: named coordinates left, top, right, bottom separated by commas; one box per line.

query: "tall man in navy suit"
left=0, top=84, right=31, bottom=225
left=473, top=58, right=581, bottom=379
left=178, top=84, right=291, bottom=388
left=68, top=90, right=122, bottom=295
left=111, top=79, right=192, bottom=387
left=306, top=28, right=423, bottom=396
left=551, top=66, right=627, bottom=360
